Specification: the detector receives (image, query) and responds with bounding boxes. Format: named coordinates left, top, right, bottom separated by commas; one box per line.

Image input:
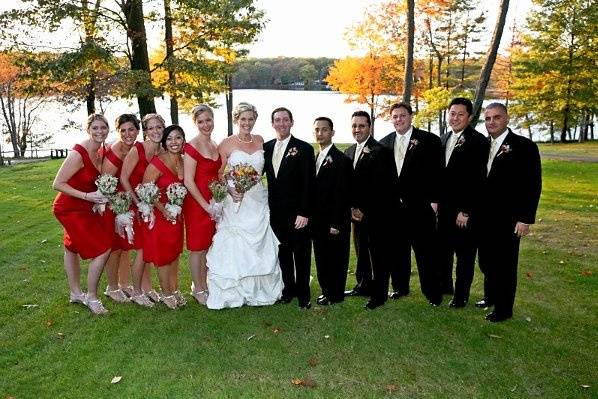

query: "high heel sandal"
left=161, top=295, right=178, bottom=310
left=191, top=290, right=209, bottom=306
left=173, top=291, right=187, bottom=307
left=144, top=290, right=161, bottom=303
left=120, top=285, right=135, bottom=298
left=86, top=298, right=109, bottom=315
left=104, top=287, right=130, bottom=303
left=131, top=293, right=154, bottom=307
left=69, top=292, right=88, bottom=305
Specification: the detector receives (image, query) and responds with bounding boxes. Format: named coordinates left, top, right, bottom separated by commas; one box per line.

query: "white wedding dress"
left=206, top=149, right=283, bottom=309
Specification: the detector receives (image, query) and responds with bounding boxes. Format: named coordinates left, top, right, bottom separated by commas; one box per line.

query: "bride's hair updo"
left=191, top=104, right=214, bottom=123
left=233, top=102, right=258, bottom=123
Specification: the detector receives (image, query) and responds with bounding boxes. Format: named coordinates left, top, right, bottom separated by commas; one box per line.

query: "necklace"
left=169, top=153, right=182, bottom=173
left=236, top=133, right=253, bottom=144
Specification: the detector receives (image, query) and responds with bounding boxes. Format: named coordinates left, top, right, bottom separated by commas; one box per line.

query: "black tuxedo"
left=438, top=125, right=489, bottom=301
left=345, top=136, right=396, bottom=303
left=477, top=129, right=541, bottom=317
left=263, top=135, right=315, bottom=306
left=312, top=145, right=352, bottom=302
left=379, top=127, right=443, bottom=303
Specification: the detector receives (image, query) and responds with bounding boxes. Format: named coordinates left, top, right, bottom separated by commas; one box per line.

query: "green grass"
left=538, top=141, right=598, bottom=158
left=1, top=159, right=596, bottom=398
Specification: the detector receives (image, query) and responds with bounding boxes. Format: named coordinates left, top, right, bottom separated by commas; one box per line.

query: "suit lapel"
left=355, top=136, right=375, bottom=168
left=489, top=130, right=514, bottom=177
left=401, top=129, right=419, bottom=173
left=277, top=135, right=295, bottom=178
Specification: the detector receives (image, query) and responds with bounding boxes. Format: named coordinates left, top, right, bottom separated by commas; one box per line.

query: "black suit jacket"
left=312, top=145, right=352, bottom=235
left=344, top=136, right=396, bottom=221
left=379, top=127, right=443, bottom=208
left=439, top=125, right=489, bottom=215
left=480, top=129, right=542, bottom=227
left=263, top=135, right=315, bottom=237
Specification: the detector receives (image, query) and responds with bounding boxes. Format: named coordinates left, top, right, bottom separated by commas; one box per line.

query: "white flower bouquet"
left=207, top=179, right=228, bottom=222
left=135, top=182, right=160, bottom=229
left=109, top=191, right=135, bottom=244
left=165, top=182, right=188, bottom=224
left=93, top=173, right=118, bottom=214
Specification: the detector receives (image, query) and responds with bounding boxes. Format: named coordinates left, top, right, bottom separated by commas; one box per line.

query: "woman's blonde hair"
left=233, top=102, right=258, bottom=122
left=191, top=104, right=214, bottom=123
left=85, top=113, right=109, bottom=131
left=141, top=113, right=166, bottom=131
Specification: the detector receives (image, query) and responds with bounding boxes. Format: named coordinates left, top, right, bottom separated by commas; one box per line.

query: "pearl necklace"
left=236, top=134, right=253, bottom=144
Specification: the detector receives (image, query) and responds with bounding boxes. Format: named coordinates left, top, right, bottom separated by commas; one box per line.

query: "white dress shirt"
left=273, top=135, right=291, bottom=177
left=394, top=127, right=412, bottom=177
left=487, top=130, right=508, bottom=175
left=316, top=144, right=332, bottom=175
left=445, top=130, right=463, bottom=166
left=353, top=136, right=370, bottom=168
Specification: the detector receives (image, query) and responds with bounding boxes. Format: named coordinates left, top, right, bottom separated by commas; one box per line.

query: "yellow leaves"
left=291, top=376, right=317, bottom=388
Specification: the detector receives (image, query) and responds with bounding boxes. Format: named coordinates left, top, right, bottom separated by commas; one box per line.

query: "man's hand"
left=294, top=215, right=308, bottom=229
left=514, top=222, right=530, bottom=237
left=329, top=227, right=339, bottom=235
left=351, top=208, right=364, bottom=222
left=456, top=212, right=469, bottom=229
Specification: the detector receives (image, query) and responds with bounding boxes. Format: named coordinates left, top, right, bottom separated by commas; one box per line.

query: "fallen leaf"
left=247, top=334, right=256, bottom=341
left=291, top=378, right=303, bottom=386
left=40, top=239, right=48, bottom=244
left=110, top=376, right=122, bottom=384
left=57, top=332, right=65, bottom=338
left=46, top=320, right=54, bottom=327
left=559, top=260, right=565, bottom=264
left=581, top=384, right=590, bottom=389
left=511, top=385, right=517, bottom=392
left=487, top=334, right=503, bottom=339
left=526, top=272, right=533, bottom=279
left=22, top=304, right=38, bottom=309
left=525, top=317, right=532, bottom=322
left=386, top=384, right=398, bottom=393
left=272, top=327, right=282, bottom=333
left=581, top=270, right=592, bottom=276
left=324, top=335, right=330, bottom=339
left=307, top=357, right=318, bottom=367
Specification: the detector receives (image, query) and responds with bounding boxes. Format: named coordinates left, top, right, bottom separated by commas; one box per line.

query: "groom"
left=264, top=107, right=316, bottom=309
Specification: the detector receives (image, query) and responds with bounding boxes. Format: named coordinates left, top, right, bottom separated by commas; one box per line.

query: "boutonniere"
left=286, top=147, right=298, bottom=157
left=454, top=136, right=466, bottom=149
left=323, top=155, right=333, bottom=166
left=408, top=139, right=419, bottom=151
left=497, top=144, right=511, bottom=157
left=362, top=146, right=371, bottom=154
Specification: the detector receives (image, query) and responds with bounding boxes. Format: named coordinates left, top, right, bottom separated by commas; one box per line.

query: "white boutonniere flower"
left=286, top=147, right=299, bottom=157
left=362, top=146, right=371, bottom=154
left=323, top=155, right=333, bottom=166
left=497, top=144, right=511, bottom=157
left=408, top=139, right=419, bottom=151
left=454, top=136, right=466, bottom=149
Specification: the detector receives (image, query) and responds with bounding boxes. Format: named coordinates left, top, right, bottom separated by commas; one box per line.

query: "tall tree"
left=403, top=0, right=415, bottom=103
left=470, top=0, right=509, bottom=127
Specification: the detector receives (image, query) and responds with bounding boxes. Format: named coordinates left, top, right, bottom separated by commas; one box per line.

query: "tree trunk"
left=471, top=0, right=509, bottom=127
left=164, top=0, right=178, bottom=124
left=121, top=0, right=156, bottom=117
left=402, top=0, right=415, bottom=104
left=86, top=74, right=96, bottom=115
left=549, top=121, right=554, bottom=143
left=226, top=74, right=233, bottom=136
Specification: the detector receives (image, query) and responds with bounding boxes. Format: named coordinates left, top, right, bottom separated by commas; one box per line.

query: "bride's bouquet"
left=225, top=163, right=261, bottom=213
left=208, top=179, right=227, bottom=222
left=93, top=174, right=118, bottom=214
left=165, top=182, right=187, bottom=224
left=135, top=182, right=160, bottom=229
left=109, top=191, right=135, bottom=244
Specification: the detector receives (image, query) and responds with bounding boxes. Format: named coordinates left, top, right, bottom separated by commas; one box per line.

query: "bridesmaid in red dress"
left=52, top=114, right=112, bottom=315
left=101, top=114, right=140, bottom=304
left=120, top=114, right=166, bottom=306
left=142, top=125, right=186, bottom=309
left=183, top=104, right=222, bottom=305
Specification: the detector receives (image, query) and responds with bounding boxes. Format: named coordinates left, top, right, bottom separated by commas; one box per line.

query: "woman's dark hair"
left=161, top=125, right=186, bottom=150
left=115, top=113, right=140, bottom=131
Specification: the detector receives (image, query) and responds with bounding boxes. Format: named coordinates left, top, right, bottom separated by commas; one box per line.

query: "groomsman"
left=263, top=107, right=316, bottom=309
left=345, top=111, right=396, bottom=309
left=311, top=117, right=352, bottom=305
left=379, top=103, right=443, bottom=306
left=477, top=103, right=541, bottom=322
left=438, top=98, right=489, bottom=308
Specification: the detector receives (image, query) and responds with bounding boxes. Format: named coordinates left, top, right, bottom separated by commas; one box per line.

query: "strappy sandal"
left=144, top=290, right=161, bottom=303
left=120, top=285, right=135, bottom=298
left=173, top=291, right=187, bottom=307
left=104, top=287, right=130, bottom=303
left=191, top=290, right=208, bottom=305
left=86, top=298, right=109, bottom=315
left=69, top=292, right=87, bottom=305
left=161, top=295, right=178, bottom=310
left=131, top=293, right=154, bottom=307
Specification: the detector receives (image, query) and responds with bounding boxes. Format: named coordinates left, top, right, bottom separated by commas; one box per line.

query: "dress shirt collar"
left=318, top=144, right=333, bottom=160
left=395, top=126, right=413, bottom=142
left=490, top=129, right=508, bottom=149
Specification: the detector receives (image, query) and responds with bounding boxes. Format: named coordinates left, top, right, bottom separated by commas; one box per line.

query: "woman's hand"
left=228, top=186, right=243, bottom=203
left=85, top=191, right=108, bottom=204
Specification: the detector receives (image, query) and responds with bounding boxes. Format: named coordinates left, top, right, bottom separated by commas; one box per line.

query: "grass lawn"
left=0, top=158, right=596, bottom=398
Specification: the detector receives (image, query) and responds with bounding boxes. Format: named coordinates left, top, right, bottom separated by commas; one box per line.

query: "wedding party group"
left=52, top=97, right=541, bottom=322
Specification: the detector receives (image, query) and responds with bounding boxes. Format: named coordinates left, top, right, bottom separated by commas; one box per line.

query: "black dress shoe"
left=365, top=299, right=385, bottom=309
left=276, top=296, right=293, bottom=304
left=475, top=299, right=494, bottom=308
left=299, top=302, right=312, bottom=310
left=344, top=289, right=368, bottom=297
left=389, top=291, right=409, bottom=299
left=485, top=311, right=512, bottom=322
left=316, top=296, right=330, bottom=306
left=448, top=298, right=466, bottom=308
left=317, top=294, right=325, bottom=300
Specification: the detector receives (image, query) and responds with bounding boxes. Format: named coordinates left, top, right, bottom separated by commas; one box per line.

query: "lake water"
left=24, top=89, right=522, bottom=152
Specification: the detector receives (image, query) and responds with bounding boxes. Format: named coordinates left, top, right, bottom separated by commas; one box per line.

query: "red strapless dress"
left=53, top=144, right=111, bottom=259
left=103, top=145, right=141, bottom=250
left=143, top=157, right=184, bottom=267
left=183, top=143, right=221, bottom=251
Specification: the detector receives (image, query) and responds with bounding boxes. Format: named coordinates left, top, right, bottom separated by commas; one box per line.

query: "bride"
left=206, top=102, right=283, bottom=309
